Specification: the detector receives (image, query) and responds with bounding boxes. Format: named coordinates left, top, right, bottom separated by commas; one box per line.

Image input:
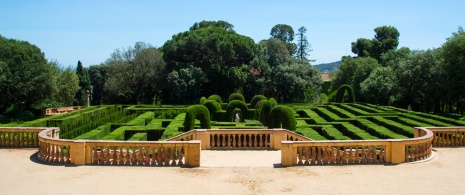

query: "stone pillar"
left=71, top=141, right=87, bottom=166
left=281, top=141, right=295, bottom=166
left=272, top=128, right=287, bottom=150
left=186, top=140, right=201, bottom=167
left=85, top=90, right=90, bottom=107
left=196, top=129, right=208, bottom=150
left=390, top=140, right=405, bottom=164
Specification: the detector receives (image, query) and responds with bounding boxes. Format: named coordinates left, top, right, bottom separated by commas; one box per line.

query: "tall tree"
left=360, top=67, right=396, bottom=105
left=104, top=42, right=165, bottom=104
left=57, top=66, right=80, bottom=106
left=189, top=20, right=234, bottom=31
left=74, top=60, right=90, bottom=106
left=0, top=35, right=57, bottom=113
left=88, top=64, right=109, bottom=105
left=295, top=26, right=312, bottom=61
left=351, top=26, right=400, bottom=61
left=270, top=24, right=295, bottom=55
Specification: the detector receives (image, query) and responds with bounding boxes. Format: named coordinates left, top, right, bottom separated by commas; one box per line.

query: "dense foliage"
left=225, top=100, right=248, bottom=122
left=228, top=93, right=245, bottom=103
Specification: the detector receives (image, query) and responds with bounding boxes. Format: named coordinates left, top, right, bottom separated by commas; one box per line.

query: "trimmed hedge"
left=336, top=104, right=368, bottom=116
left=226, top=100, right=248, bottom=122
left=368, top=116, right=413, bottom=137
left=258, top=100, right=271, bottom=126
left=250, top=95, right=267, bottom=108
left=269, top=105, right=296, bottom=131
left=311, top=107, right=342, bottom=122
left=228, top=93, right=245, bottom=103
left=335, top=84, right=355, bottom=103
left=269, top=98, right=277, bottom=108
left=326, top=105, right=356, bottom=118
left=127, top=133, right=147, bottom=141
left=203, top=100, right=222, bottom=119
left=208, top=94, right=222, bottom=104
left=333, top=122, right=379, bottom=140
left=355, top=119, right=407, bottom=139
left=311, top=125, right=351, bottom=140
left=200, top=97, right=207, bottom=104
left=183, top=105, right=211, bottom=131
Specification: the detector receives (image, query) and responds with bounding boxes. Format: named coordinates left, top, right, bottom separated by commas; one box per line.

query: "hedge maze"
left=294, top=103, right=465, bottom=141
left=4, top=93, right=465, bottom=142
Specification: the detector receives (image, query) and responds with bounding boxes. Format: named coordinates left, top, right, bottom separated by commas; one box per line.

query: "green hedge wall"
left=208, top=94, right=222, bottom=104
left=183, top=105, right=211, bottom=131
left=335, top=84, right=355, bottom=103
left=200, top=97, right=207, bottom=104
left=226, top=100, right=248, bottom=122
left=258, top=100, right=271, bottom=126
left=269, top=98, right=277, bottom=108
left=228, top=93, right=245, bottom=103
left=250, top=95, right=267, bottom=108
left=203, top=100, right=222, bottom=119
left=269, top=105, right=296, bottom=131
left=127, top=133, right=147, bottom=141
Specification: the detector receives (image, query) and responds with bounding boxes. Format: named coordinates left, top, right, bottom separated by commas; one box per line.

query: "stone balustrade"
left=425, top=127, right=465, bottom=147
left=37, top=128, right=200, bottom=167
left=281, top=127, right=434, bottom=166
left=0, top=127, right=55, bottom=148
left=167, top=128, right=312, bottom=150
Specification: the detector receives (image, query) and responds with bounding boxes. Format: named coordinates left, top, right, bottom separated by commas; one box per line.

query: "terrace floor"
left=1, top=148, right=464, bottom=194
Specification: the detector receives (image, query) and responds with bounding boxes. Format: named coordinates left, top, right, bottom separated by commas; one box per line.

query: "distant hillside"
left=314, top=61, right=341, bottom=72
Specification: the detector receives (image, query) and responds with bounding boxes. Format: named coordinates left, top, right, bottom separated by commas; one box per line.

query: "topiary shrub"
left=335, top=84, right=355, bottom=103
left=250, top=95, right=267, bottom=108
left=269, top=105, right=296, bottom=131
left=228, top=93, right=245, bottom=103
left=226, top=100, right=248, bottom=122
left=258, top=100, right=271, bottom=126
left=183, top=105, right=211, bottom=131
left=269, top=98, right=277, bottom=108
left=199, top=97, right=207, bottom=104
left=203, top=100, right=222, bottom=119
left=208, top=94, right=222, bottom=104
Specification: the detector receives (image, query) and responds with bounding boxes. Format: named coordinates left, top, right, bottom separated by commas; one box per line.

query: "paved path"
left=1, top=148, right=465, bottom=194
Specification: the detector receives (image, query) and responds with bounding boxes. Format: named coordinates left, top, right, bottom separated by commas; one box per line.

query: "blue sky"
left=1, top=0, right=464, bottom=67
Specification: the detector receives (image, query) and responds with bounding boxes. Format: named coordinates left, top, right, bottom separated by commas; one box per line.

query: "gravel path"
left=1, top=148, right=464, bottom=195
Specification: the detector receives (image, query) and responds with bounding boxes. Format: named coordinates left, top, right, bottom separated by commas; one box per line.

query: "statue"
left=235, top=113, right=240, bottom=122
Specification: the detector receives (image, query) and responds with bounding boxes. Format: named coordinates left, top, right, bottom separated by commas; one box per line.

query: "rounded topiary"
left=269, top=98, right=277, bottom=108
left=183, top=105, right=211, bottom=131
left=199, top=97, right=207, bottom=104
left=250, top=95, right=267, bottom=108
left=228, top=93, right=245, bottom=103
left=208, top=94, right=222, bottom=104
left=335, top=84, right=355, bottom=103
left=226, top=100, right=248, bottom=122
left=269, top=105, right=296, bottom=131
left=203, top=100, right=222, bottom=118
left=258, top=100, right=271, bottom=126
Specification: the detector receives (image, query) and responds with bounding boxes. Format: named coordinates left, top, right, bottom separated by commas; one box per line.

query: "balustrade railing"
left=0, top=127, right=55, bottom=148
left=426, top=127, right=465, bottom=147
left=167, top=128, right=312, bottom=150
left=282, top=127, right=434, bottom=166
left=37, top=128, right=200, bottom=167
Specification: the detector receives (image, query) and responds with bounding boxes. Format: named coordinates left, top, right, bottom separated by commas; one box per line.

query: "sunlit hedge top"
left=269, top=105, right=296, bottom=131
left=228, top=93, right=245, bottom=103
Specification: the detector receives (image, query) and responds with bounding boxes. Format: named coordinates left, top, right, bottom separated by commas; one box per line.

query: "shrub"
left=258, top=100, right=271, bottom=126
left=228, top=93, right=245, bottom=103
left=335, top=84, right=355, bottom=103
left=203, top=100, right=222, bottom=119
left=183, top=105, right=211, bottom=131
left=208, top=94, right=222, bottom=104
left=269, top=98, right=277, bottom=108
left=226, top=100, right=248, bottom=122
left=269, top=105, right=296, bottom=131
left=250, top=95, right=267, bottom=108
left=199, top=97, right=207, bottom=104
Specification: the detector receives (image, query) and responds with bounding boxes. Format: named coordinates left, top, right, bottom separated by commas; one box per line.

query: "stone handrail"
left=422, top=127, right=465, bottom=147
left=167, top=128, right=312, bottom=150
left=38, top=128, right=200, bottom=167
left=281, top=127, right=433, bottom=166
left=0, top=127, right=57, bottom=148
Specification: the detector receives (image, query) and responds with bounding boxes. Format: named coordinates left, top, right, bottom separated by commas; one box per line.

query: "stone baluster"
left=124, top=147, right=130, bottom=165
left=112, top=146, right=118, bottom=165
left=59, top=146, right=64, bottom=163
left=151, top=147, right=157, bottom=166
left=18, top=133, right=23, bottom=147
left=297, top=147, right=303, bottom=165
left=105, top=146, right=111, bottom=165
